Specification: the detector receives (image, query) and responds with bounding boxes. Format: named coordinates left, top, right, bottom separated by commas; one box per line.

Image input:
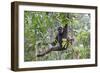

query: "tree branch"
left=37, top=46, right=67, bottom=57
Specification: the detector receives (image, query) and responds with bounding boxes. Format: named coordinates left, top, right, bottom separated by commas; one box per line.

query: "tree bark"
left=37, top=46, right=67, bottom=57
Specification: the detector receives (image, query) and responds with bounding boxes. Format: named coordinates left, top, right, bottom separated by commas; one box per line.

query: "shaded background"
left=24, top=11, right=90, bottom=61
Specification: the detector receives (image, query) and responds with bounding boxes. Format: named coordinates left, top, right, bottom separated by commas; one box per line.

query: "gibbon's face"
left=58, top=27, right=63, bottom=34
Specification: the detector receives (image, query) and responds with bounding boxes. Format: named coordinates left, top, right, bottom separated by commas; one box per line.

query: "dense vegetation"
left=24, top=11, right=90, bottom=61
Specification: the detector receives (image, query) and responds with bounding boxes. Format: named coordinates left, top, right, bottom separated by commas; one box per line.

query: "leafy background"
left=24, top=11, right=90, bottom=61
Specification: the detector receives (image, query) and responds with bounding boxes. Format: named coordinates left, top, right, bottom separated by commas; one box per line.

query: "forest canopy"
left=24, top=11, right=90, bottom=61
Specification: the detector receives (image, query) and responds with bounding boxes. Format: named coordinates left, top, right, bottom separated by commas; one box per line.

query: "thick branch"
left=37, top=46, right=66, bottom=57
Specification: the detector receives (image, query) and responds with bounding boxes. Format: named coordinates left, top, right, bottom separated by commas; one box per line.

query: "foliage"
left=24, top=11, right=90, bottom=61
